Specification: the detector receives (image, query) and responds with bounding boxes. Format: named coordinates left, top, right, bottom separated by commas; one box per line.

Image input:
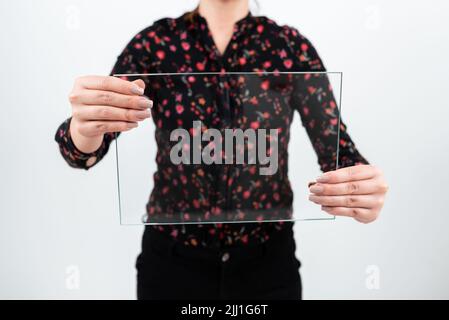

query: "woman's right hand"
left=68, top=75, right=153, bottom=153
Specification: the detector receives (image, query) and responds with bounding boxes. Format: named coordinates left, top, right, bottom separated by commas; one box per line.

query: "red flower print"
left=279, top=49, right=287, bottom=58
left=257, top=25, right=264, bottom=33
left=193, top=199, right=200, bottom=209
left=134, top=43, right=142, bottom=49
left=239, top=57, right=247, bottom=66
left=249, top=166, right=257, bottom=175
left=176, top=105, right=184, bottom=114
left=250, top=96, right=258, bottom=105
left=261, top=80, right=270, bottom=90
left=170, top=229, right=178, bottom=238
left=301, top=43, right=309, bottom=51
left=250, top=121, right=260, bottom=130
left=243, top=190, right=251, bottom=199
left=196, top=62, right=205, bottom=71
left=181, top=41, right=190, bottom=51
left=307, top=86, right=316, bottom=94
left=156, top=50, right=165, bottom=60
left=283, top=59, right=293, bottom=69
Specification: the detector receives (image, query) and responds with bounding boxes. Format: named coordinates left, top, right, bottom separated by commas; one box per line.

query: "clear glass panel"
left=113, top=72, right=342, bottom=225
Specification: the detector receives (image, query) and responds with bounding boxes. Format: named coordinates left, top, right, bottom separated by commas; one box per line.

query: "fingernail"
left=316, top=173, right=330, bottom=183
left=136, top=109, right=151, bottom=119
left=138, top=98, right=153, bottom=109
left=309, top=184, right=324, bottom=194
left=308, top=194, right=318, bottom=202
left=127, top=122, right=138, bottom=129
left=321, top=206, right=330, bottom=212
left=131, top=85, right=144, bottom=95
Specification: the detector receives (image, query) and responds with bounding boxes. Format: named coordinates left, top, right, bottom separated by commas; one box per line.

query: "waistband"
left=142, top=224, right=295, bottom=264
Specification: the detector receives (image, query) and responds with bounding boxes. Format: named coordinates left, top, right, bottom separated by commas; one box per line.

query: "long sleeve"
left=55, top=26, right=155, bottom=169
left=55, top=119, right=117, bottom=169
left=288, top=30, right=369, bottom=172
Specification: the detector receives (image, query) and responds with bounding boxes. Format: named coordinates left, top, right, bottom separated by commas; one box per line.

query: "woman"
left=55, top=0, right=388, bottom=299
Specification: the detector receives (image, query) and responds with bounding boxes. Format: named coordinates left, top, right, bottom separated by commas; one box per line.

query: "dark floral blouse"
left=55, top=11, right=368, bottom=248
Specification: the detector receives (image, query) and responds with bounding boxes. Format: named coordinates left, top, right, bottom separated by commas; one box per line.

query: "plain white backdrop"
left=0, top=0, right=448, bottom=299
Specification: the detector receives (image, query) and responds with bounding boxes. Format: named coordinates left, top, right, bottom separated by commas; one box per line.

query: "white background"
left=0, top=0, right=448, bottom=299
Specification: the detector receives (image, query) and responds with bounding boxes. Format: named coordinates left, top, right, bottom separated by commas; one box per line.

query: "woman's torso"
left=112, top=11, right=329, bottom=248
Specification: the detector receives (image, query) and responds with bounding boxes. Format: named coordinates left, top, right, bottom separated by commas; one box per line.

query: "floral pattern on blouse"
left=55, top=11, right=368, bottom=248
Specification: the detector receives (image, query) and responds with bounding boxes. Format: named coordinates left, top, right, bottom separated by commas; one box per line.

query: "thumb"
left=132, top=79, right=146, bottom=90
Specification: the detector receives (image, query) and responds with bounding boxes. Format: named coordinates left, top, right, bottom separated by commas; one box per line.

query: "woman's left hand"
left=308, top=165, right=388, bottom=223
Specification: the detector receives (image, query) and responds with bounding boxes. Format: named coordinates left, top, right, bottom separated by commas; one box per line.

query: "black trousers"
left=136, top=226, right=302, bottom=300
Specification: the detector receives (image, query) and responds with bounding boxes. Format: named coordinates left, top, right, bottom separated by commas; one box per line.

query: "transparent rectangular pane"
left=113, top=72, right=342, bottom=225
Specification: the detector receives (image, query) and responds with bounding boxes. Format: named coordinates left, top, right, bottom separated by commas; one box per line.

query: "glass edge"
left=114, top=72, right=341, bottom=225
left=113, top=71, right=343, bottom=77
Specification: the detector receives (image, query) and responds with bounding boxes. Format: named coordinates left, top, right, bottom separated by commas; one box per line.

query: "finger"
left=309, top=178, right=388, bottom=196
left=74, top=105, right=151, bottom=122
left=132, top=79, right=146, bottom=90
left=316, top=165, right=380, bottom=184
left=76, top=75, right=145, bottom=96
left=308, top=194, right=383, bottom=209
left=321, top=206, right=377, bottom=223
left=72, top=90, right=153, bottom=110
left=77, top=120, right=138, bottom=136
